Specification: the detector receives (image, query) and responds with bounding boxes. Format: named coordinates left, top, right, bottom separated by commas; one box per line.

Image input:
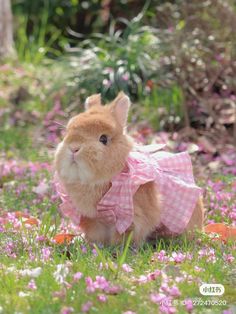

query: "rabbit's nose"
left=69, top=146, right=80, bottom=154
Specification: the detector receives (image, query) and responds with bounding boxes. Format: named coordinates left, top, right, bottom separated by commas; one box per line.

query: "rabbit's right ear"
left=111, top=92, right=130, bottom=128
left=85, top=94, right=101, bottom=110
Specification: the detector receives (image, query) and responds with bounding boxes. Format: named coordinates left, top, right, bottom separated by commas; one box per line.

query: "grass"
left=0, top=205, right=235, bottom=314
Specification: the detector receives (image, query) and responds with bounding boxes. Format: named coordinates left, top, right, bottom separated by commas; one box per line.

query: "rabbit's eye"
left=99, top=134, right=108, bottom=145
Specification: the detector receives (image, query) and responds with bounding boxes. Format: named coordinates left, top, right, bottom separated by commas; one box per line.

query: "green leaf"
left=176, top=20, right=186, bottom=31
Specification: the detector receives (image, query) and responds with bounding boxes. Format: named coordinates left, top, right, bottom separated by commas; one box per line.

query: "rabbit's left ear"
left=85, top=93, right=101, bottom=110
left=111, top=92, right=130, bottom=127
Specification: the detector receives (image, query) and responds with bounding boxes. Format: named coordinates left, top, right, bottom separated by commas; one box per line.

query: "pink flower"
left=150, top=293, right=166, bottom=304
left=123, top=312, right=136, bottom=314
left=222, top=310, right=233, bottom=314
left=95, top=276, right=110, bottom=290
left=41, top=247, right=51, bottom=262
left=169, top=286, right=181, bottom=297
left=36, top=235, right=47, bottom=242
left=160, top=283, right=169, bottom=293
left=92, top=248, right=98, bottom=256
left=97, top=294, right=107, bottom=302
left=60, top=307, right=74, bottom=314
left=29, top=252, right=36, bottom=261
left=154, top=250, right=169, bottom=262
left=194, top=266, right=204, bottom=272
left=135, top=269, right=161, bottom=284
left=170, top=252, right=186, bottom=263
left=198, top=248, right=207, bottom=258
left=32, top=180, right=49, bottom=196
left=85, top=276, right=110, bottom=293
left=105, top=285, right=122, bottom=295
left=104, top=67, right=113, bottom=74
left=81, top=301, right=93, bottom=313
left=223, top=254, right=235, bottom=263
left=122, top=73, right=129, bottom=81
left=73, top=272, right=83, bottom=282
left=229, top=211, right=236, bottom=221
left=81, top=245, right=87, bottom=253
left=150, top=294, right=176, bottom=314
left=4, top=241, right=17, bottom=258
left=206, top=248, right=216, bottom=263
left=175, top=276, right=185, bottom=283
left=102, top=79, right=112, bottom=87
left=159, top=303, right=176, bottom=314
left=136, top=275, right=148, bottom=284
left=184, top=299, right=193, bottom=312
left=122, top=263, right=133, bottom=273
left=27, top=279, right=37, bottom=290
left=147, top=269, right=161, bottom=281
left=85, top=277, right=96, bottom=293
left=198, top=248, right=216, bottom=263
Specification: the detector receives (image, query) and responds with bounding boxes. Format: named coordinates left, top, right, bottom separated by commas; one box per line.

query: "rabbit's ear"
left=85, top=93, right=101, bottom=110
left=111, top=92, right=130, bottom=127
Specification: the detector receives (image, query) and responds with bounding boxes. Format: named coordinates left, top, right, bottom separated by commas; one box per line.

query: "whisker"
left=47, top=143, right=58, bottom=149
left=53, top=121, right=66, bottom=129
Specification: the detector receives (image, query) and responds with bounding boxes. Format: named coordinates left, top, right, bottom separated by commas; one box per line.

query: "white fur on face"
left=55, top=141, right=93, bottom=184
left=76, top=159, right=93, bottom=183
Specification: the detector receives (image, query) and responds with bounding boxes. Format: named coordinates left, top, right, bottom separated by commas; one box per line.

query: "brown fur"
left=54, top=92, right=204, bottom=245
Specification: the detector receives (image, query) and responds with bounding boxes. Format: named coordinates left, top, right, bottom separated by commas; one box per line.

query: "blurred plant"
left=66, top=7, right=158, bottom=99
left=140, top=85, right=184, bottom=131
left=12, top=0, right=156, bottom=42
left=11, top=0, right=236, bottom=138
left=152, top=0, right=236, bottom=140
left=15, top=5, right=62, bottom=64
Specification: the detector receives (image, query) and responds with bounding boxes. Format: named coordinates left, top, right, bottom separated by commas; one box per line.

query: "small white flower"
left=32, top=181, right=49, bottom=195
left=53, top=264, right=69, bottom=284
left=7, top=266, right=16, bottom=273
left=19, top=267, right=42, bottom=278
left=18, top=291, right=30, bottom=297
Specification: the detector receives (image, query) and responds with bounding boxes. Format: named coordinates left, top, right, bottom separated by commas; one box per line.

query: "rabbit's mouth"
left=70, top=154, right=77, bottom=164
left=62, top=149, right=93, bottom=183
left=59, top=157, right=93, bottom=184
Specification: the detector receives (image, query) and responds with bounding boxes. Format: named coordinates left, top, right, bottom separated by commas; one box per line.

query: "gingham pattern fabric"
left=55, top=145, right=202, bottom=235
left=54, top=173, right=81, bottom=225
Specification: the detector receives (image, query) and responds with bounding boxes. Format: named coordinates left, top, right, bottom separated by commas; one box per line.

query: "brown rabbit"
left=54, top=92, right=204, bottom=245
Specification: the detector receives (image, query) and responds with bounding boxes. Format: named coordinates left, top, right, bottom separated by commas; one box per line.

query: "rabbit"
left=54, top=92, right=204, bottom=245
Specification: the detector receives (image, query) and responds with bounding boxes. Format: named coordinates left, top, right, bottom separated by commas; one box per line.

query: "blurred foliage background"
left=1, top=0, right=236, bottom=144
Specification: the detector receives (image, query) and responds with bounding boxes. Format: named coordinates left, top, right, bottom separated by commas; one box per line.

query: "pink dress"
left=55, top=144, right=202, bottom=236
